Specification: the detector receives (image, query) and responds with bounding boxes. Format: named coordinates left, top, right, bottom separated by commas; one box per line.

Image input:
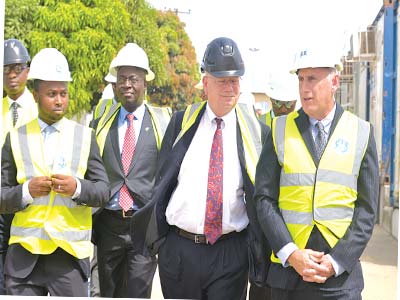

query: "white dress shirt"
left=166, top=104, right=249, bottom=234
left=117, top=103, right=145, bottom=155
left=22, top=118, right=81, bottom=205
left=105, top=103, right=145, bottom=210
left=6, top=88, right=34, bottom=117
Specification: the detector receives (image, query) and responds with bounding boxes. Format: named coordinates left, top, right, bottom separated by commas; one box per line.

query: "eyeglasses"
left=271, top=99, right=296, bottom=109
left=4, top=64, right=28, bottom=75
left=213, top=78, right=240, bottom=87
left=116, top=76, right=143, bottom=85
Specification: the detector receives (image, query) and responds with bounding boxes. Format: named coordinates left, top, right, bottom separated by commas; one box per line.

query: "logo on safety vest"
left=334, top=138, right=349, bottom=154
left=55, top=156, right=67, bottom=171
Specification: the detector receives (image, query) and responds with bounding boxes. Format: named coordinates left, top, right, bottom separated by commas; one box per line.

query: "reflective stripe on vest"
left=271, top=110, right=370, bottom=264
left=9, top=118, right=93, bottom=259
left=146, top=105, right=172, bottom=150
left=174, top=101, right=262, bottom=184
left=93, top=98, right=114, bottom=120
left=258, top=111, right=272, bottom=128
left=95, top=103, right=171, bottom=155
left=2, top=94, right=38, bottom=144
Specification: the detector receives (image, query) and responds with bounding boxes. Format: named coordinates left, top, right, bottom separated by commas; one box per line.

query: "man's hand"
left=28, top=176, right=53, bottom=198
left=287, top=249, right=330, bottom=283
left=51, top=174, right=77, bottom=197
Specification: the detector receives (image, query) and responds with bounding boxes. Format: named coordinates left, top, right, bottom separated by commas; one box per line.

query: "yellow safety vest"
left=9, top=118, right=93, bottom=259
left=258, top=111, right=272, bottom=128
left=95, top=103, right=171, bottom=155
left=93, top=98, right=114, bottom=120
left=175, top=101, right=262, bottom=184
left=2, top=92, right=38, bottom=144
left=270, top=111, right=370, bottom=263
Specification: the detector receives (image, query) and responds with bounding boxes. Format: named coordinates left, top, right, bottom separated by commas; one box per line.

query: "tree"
left=5, top=0, right=40, bottom=46
left=6, top=0, right=130, bottom=117
left=149, top=10, right=202, bottom=111
left=5, top=0, right=202, bottom=115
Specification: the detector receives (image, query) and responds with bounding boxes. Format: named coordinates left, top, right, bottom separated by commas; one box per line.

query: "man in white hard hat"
left=250, top=71, right=300, bottom=300
left=258, top=72, right=298, bottom=127
left=91, top=42, right=171, bottom=298
left=254, top=46, right=379, bottom=299
left=0, top=48, right=109, bottom=296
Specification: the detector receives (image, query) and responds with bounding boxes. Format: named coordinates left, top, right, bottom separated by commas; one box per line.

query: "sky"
left=146, top=0, right=383, bottom=92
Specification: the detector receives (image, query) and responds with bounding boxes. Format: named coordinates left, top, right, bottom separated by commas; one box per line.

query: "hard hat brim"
left=104, top=73, right=117, bottom=83
left=290, top=64, right=343, bottom=74
left=110, top=66, right=155, bottom=81
left=208, top=69, right=244, bottom=78
left=146, top=70, right=155, bottom=81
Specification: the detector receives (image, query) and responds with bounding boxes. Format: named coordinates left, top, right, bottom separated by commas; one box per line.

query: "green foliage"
left=6, top=0, right=129, bottom=118
left=5, top=0, right=40, bottom=47
left=149, top=11, right=202, bottom=111
left=5, top=0, right=202, bottom=116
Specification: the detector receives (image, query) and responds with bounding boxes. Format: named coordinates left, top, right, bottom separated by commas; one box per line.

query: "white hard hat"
left=28, top=48, right=72, bottom=82
left=104, top=72, right=116, bottom=83
left=238, top=91, right=255, bottom=105
left=109, top=43, right=154, bottom=81
left=102, top=83, right=114, bottom=99
left=254, top=102, right=263, bottom=110
left=290, top=46, right=343, bottom=74
left=266, top=72, right=299, bottom=102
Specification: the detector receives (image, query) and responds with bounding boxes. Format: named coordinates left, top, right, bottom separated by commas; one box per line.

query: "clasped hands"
left=287, top=248, right=335, bottom=283
left=28, top=174, right=77, bottom=198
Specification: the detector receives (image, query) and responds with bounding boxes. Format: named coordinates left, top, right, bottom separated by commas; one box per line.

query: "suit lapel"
left=234, top=113, right=248, bottom=183
left=127, top=108, right=153, bottom=174
left=329, top=104, right=344, bottom=139
left=294, top=109, right=319, bottom=166
left=172, top=104, right=206, bottom=165
left=109, top=114, right=122, bottom=168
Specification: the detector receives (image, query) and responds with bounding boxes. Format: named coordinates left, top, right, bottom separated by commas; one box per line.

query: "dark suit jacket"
left=0, top=129, right=110, bottom=279
left=91, top=106, right=159, bottom=211
left=254, top=105, right=379, bottom=291
left=132, top=104, right=271, bottom=285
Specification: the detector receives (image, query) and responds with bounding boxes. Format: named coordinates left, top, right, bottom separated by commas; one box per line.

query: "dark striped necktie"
left=11, top=102, right=18, bottom=126
left=315, top=121, right=327, bottom=159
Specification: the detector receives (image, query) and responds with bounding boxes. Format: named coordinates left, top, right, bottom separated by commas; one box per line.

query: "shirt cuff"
left=326, top=254, right=345, bottom=276
left=277, top=242, right=299, bottom=267
left=72, top=178, right=81, bottom=199
left=22, top=180, right=34, bottom=206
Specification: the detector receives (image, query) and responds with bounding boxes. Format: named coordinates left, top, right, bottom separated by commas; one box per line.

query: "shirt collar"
left=309, top=102, right=336, bottom=128
left=119, top=103, right=145, bottom=123
left=205, top=103, right=237, bottom=128
left=38, top=117, right=63, bottom=133
left=7, top=88, right=34, bottom=109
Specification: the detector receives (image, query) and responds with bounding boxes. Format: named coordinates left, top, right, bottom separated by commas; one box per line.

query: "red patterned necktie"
left=204, top=118, right=223, bottom=244
left=119, top=113, right=136, bottom=212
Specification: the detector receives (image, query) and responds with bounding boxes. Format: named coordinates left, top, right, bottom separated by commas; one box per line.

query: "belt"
left=104, top=209, right=135, bottom=218
left=172, top=226, right=242, bottom=244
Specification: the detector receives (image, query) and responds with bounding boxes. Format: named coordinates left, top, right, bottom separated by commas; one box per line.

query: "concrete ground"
left=1, top=225, right=396, bottom=300
left=151, top=224, right=398, bottom=300
left=360, top=224, right=398, bottom=300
